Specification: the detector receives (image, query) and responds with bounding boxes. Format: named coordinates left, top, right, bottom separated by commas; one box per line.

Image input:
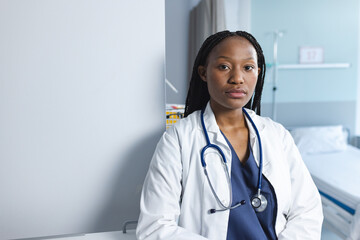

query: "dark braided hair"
left=184, top=30, right=266, bottom=117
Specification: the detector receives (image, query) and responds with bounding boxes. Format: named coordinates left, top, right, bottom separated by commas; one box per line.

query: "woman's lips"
left=226, top=89, right=247, bottom=98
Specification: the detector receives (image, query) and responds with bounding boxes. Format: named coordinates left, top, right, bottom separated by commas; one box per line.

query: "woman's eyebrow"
left=216, top=56, right=231, bottom=60
left=216, top=56, right=232, bottom=60
left=216, top=56, right=256, bottom=61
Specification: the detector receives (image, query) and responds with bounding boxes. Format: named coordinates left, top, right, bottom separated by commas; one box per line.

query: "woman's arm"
left=278, top=129, right=323, bottom=240
left=136, top=130, right=208, bottom=240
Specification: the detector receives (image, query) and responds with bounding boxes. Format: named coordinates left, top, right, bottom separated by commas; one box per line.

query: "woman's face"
left=198, top=36, right=260, bottom=113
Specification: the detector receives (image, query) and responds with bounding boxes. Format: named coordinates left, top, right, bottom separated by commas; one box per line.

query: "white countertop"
left=28, top=230, right=136, bottom=240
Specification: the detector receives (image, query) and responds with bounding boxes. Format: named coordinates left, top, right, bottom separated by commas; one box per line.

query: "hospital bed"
left=289, top=125, right=360, bottom=240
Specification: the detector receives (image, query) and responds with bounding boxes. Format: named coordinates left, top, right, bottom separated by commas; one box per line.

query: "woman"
left=136, top=31, right=323, bottom=240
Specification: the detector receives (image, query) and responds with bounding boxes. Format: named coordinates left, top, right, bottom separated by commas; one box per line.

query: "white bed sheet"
left=301, top=145, right=360, bottom=239
left=302, top=145, right=360, bottom=207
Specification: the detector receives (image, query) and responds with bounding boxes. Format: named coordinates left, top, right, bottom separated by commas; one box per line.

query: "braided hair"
left=184, top=30, right=266, bottom=117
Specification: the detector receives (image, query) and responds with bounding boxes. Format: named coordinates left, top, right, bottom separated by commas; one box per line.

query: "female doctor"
left=136, top=31, right=323, bottom=240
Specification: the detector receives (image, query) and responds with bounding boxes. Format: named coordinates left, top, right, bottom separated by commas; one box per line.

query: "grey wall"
left=224, top=0, right=251, bottom=32
left=357, top=7, right=360, bottom=135
left=165, top=0, right=193, bottom=104
left=262, top=102, right=357, bottom=135
left=0, top=0, right=165, bottom=239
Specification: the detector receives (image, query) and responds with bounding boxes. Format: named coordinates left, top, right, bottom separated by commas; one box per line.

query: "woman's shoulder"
left=248, top=110, right=295, bottom=150
left=246, top=109, right=289, bottom=136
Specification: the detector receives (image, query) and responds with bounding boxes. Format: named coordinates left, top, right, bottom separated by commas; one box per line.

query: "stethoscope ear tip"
left=209, top=209, right=216, bottom=214
left=209, top=200, right=246, bottom=214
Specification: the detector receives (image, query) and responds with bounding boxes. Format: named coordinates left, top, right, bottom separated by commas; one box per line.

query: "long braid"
left=184, top=30, right=266, bottom=117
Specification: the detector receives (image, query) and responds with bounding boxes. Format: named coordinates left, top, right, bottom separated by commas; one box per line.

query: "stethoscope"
left=200, top=108, right=268, bottom=214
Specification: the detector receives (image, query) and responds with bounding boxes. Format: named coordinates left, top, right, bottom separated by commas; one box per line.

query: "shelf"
left=277, top=63, right=350, bottom=70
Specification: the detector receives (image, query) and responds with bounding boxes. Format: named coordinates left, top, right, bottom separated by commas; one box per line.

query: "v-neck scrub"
left=223, top=134, right=278, bottom=240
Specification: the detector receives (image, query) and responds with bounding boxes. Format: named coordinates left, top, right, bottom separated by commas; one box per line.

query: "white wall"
left=0, top=0, right=165, bottom=239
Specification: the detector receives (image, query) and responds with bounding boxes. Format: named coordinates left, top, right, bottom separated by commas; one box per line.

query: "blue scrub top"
left=222, top=134, right=278, bottom=240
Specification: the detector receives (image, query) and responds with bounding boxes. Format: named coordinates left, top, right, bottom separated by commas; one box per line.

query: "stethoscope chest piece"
left=251, top=193, right=268, bottom=212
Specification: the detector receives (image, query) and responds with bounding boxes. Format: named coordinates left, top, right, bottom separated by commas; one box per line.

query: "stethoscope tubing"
left=200, top=108, right=234, bottom=210
left=203, top=165, right=233, bottom=210
left=200, top=109, right=227, bottom=166
left=200, top=107, right=265, bottom=212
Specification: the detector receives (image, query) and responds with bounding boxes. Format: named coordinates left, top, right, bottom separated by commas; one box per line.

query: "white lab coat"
left=137, top=103, right=323, bottom=240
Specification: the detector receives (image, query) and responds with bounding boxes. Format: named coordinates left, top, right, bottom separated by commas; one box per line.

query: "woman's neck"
left=210, top=101, right=250, bottom=164
left=210, top=102, right=246, bottom=131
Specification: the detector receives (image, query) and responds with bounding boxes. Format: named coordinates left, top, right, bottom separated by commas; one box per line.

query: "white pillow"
left=289, top=125, right=347, bottom=155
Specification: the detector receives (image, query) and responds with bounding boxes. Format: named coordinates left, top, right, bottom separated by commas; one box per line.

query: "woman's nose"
left=229, top=68, right=244, bottom=84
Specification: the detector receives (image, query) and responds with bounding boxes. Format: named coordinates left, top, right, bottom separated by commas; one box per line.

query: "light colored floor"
left=321, top=225, right=343, bottom=240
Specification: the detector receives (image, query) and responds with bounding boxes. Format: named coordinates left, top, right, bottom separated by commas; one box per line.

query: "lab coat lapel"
left=202, top=103, right=231, bottom=157
left=244, top=108, right=268, bottom=173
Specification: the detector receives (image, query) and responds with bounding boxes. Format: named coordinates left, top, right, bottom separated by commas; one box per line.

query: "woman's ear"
left=198, top=66, right=207, bottom=82
left=258, top=67, right=261, bottom=75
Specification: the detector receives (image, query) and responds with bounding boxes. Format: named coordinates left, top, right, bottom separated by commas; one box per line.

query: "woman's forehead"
left=211, top=36, right=256, bottom=56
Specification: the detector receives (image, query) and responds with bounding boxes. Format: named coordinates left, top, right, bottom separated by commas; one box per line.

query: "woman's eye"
left=218, top=65, right=229, bottom=70
left=244, top=65, right=254, bottom=71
